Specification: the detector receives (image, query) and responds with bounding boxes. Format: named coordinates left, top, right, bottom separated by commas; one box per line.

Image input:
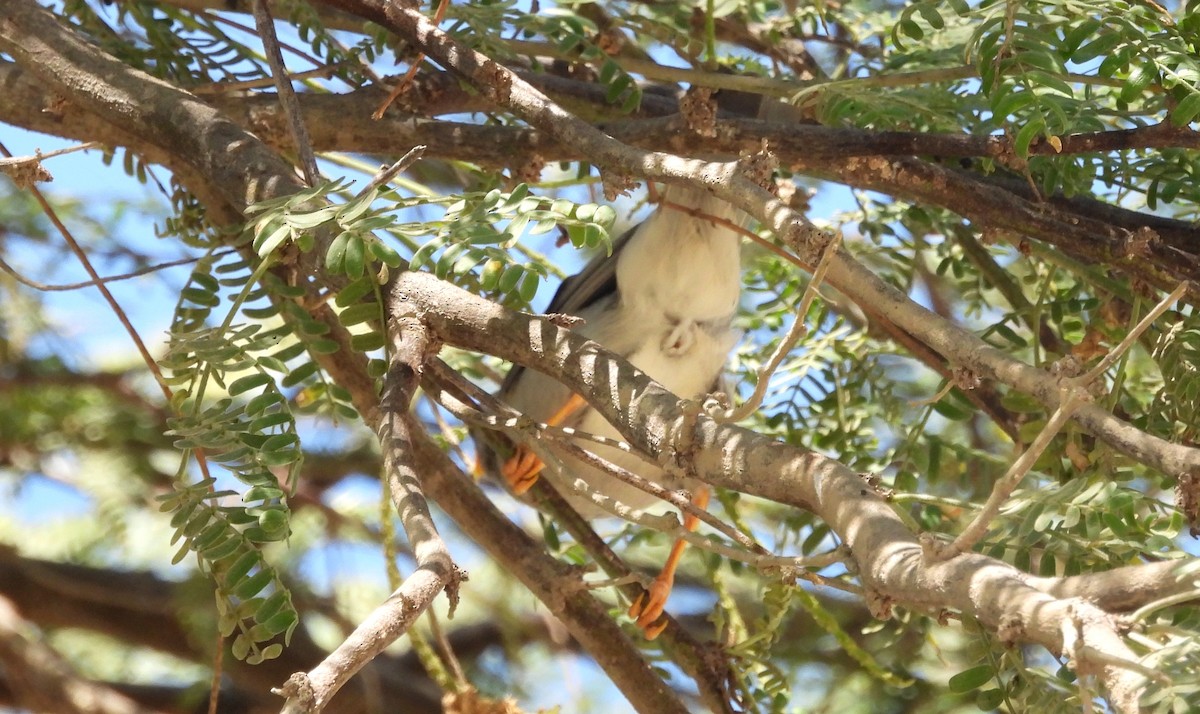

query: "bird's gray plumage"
left=488, top=186, right=744, bottom=516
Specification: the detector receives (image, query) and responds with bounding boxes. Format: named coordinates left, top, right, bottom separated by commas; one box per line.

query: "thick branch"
left=0, top=549, right=442, bottom=713
left=315, top=0, right=1200, bottom=485
left=279, top=314, right=459, bottom=713
left=0, top=596, right=159, bottom=714
left=392, top=269, right=1199, bottom=710
left=4, top=56, right=1197, bottom=291
left=405, top=425, right=692, bottom=714
left=0, top=1, right=301, bottom=212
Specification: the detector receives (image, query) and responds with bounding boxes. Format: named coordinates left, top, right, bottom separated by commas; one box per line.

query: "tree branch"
left=314, top=0, right=1200, bottom=491
left=0, top=596, right=160, bottom=714
left=390, top=268, right=1200, bottom=711
left=278, top=305, right=461, bottom=713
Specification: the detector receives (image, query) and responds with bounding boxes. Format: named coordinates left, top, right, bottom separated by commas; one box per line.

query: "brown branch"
left=3, top=55, right=1196, bottom=286
left=0, top=549, right=444, bottom=713
left=421, top=362, right=737, bottom=712
left=278, top=311, right=460, bottom=713
left=315, top=0, right=1200, bottom=497
left=252, top=0, right=320, bottom=184
left=391, top=269, right=1200, bottom=712
left=405, top=422, right=693, bottom=714
left=0, top=596, right=160, bottom=714
left=0, top=6, right=704, bottom=710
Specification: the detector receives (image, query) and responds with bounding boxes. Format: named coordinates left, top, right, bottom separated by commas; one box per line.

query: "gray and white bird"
left=485, top=185, right=744, bottom=637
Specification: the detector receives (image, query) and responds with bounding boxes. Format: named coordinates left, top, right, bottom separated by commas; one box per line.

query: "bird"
left=482, top=184, right=744, bottom=638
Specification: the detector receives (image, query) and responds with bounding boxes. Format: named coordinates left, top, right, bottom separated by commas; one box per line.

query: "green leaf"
left=229, top=373, right=271, bottom=396
left=281, top=361, right=320, bottom=388
left=975, top=688, right=1006, bottom=709
left=336, top=276, right=377, bottom=307
left=224, top=551, right=259, bottom=586
left=369, top=239, right=404, bottom=268
left=261, top=610, right=299, bottom=637
left=949, top=664, right=994, bottom=693
left=350, top=331, right=386, bottom=352
left=339, top=302, right=381, bottom=326
left=325, top=232, right=350, bottom=273
left=254, top=221, right=292, bottom=257
left=498, top=264, right=524, bottom=294
left=518, top=271, right=539, bottom=304
left=1171, top=92, right=1200, bottom=127
left=231, top=634, right=251, bottom=660
left=344, top=235, right=366, bottom=279
left=234, top=569, right=273, bottom=599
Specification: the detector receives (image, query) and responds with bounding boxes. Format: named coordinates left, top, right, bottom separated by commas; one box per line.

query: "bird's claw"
left=501, top=445, right=543, bottom=495
left=629, top=579, right=672, bottom=640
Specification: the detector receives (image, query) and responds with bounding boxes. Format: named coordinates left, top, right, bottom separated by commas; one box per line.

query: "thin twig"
left=937, top=394, right=1086, bottom=560
left=909, top=379, right=955, bottom=407
left=0, top=141, right=99, bottom=164
left=252, top=0, right=320, bottom=185
left=0, top=143, right=174, bottom=405
left=355, top=145, right=427, bottom=198
left=191, top=63, right=351, bottom=94
left=1, top=138, right=224, bottom=711
left=0, top=250, right=231, bottom=292
left=935, top=282, right=1190, bottom=560
left=1129, top=586, right=1200, bottom=623
left=372, top=0, right=450, bottom=119
left=278, top=315, right=460, bottom=714
left=1078, top=281, right=1189, bottom=385
left=420, top=361, right=852, bottom=576
left=207, top=9, right=324, bottom=67
left=425, top=608, right=467, bottom=688
left=711, top=231, right=841, bottom=423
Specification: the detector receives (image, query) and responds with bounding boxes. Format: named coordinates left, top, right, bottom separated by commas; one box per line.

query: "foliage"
left=3, top=0, right=1200, bottom=712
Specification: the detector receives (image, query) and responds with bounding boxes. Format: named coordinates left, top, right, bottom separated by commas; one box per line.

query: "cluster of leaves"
left=1148, top=321, right=1200, bottom=444
left=158, top=254, right=305, bottom=664
left=811, top=0, right=1200, bottom=213
left=445, top=1, right=643, bottom=113
left=150, top=175, right=621, bottom=665
left=408, top=183, right=616, bottom=308
left=61, top=0, right=270, bottom=84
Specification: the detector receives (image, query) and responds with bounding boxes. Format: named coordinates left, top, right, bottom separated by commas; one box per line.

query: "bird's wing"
left=498, top=222, right=639, bottom=397
left=544, top=222, right=638, bottom=314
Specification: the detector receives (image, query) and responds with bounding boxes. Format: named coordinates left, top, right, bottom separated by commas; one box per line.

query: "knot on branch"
left=442, top=686, right=523, bottom=714
left=996, top=613, right=1026, bottom=646
left=595, top=27, right=626, bottom=56
left=1119, top=226, right=1159, bottom=259
left=864, top=587, right=894, bottom=620
left=445, top=564, right=469, bottom=618
left=1176, top=469, right=1200, bottom=536
left=1047, top=354, right=1083, bottom=380
left=953, top=367, right=981, bottom=391
left=737, top=139, right=778, bottom=190
left=475, top=61, right=512, bottom=104
left=0, top=154, right=52, bottom=188
left=858, top=471, right=892, bottom=501
left=679, top=86, right=717, bottom=138
left=512, top=153, right=545, bottom=185
left=391, top=315, right=437, bottom=372
left=272, top=672, right=316, bottom=712
left=545, top=312, right=585, bottom=328
left=918, top=532, right=956, bottom=563
left=775, top=177, right=813, bottom=214
left=669, top=396, right=711, bottom=476
left=601, top=171, right=636, bottom=201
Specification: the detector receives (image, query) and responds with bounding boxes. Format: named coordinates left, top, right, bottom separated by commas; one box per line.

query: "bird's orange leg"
left=628, top=485, right=711, bottom=640
left=500, top=393, right=587, bottom=494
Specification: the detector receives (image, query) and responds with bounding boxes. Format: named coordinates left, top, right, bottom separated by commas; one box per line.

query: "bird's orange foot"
left=628, top=577, right=673, bottom=640
left=501, top=444, right=543, bottom=495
